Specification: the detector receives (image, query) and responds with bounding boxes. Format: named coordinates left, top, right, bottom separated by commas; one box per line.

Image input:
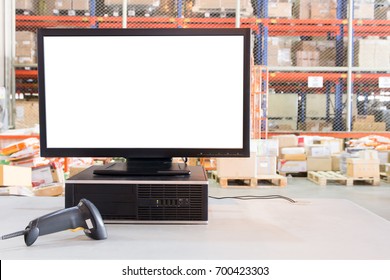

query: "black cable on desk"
left=209, top=195, right=296, bottom=203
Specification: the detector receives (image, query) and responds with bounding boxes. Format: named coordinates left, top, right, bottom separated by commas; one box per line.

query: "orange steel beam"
left=269, top=72, right=347, bottom=82
left=16, top=16, right=390, bottom=37
left=0, top=135, right=39, bottom=140
left=269, top=73, right=390, bottom=83
left=16, top=15, right=96, bottom=28
left=15, top=69, right=38, bottom=78
left=265, top=132, right=390, bottom=139
left=353, top=19, right=390, bottom=36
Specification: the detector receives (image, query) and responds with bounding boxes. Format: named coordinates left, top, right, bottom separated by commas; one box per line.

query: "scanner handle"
left=24, top=199, right=106, bottom=246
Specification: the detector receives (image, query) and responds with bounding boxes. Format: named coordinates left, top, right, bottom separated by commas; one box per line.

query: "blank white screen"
left=43, top=35, right=244, bottom=149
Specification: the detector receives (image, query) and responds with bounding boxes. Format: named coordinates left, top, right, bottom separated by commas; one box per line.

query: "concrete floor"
left=208, top=176, right=390, bottom=221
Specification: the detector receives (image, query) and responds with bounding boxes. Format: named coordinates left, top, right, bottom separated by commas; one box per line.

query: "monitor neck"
left=125, top=158, right=173, bottom=163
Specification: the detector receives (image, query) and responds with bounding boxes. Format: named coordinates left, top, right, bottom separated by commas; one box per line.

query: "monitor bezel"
left=37, top=28, right=251, bottom=159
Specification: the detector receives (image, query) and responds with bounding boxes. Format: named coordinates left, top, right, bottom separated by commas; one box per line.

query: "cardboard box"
left=217, top=152, right=257, bottom=178
left=296, top=50, right=320, bottom=67
left=15, top=56, right=36, bottom=65
left=319, top=50, right=336, bottom=67
left=257, top=139, right=279, bottom=157
left=16, top=45, right=35, bottom=57
left=297, top=135, right=314, bottom=147
left=353, top=115, right=375, bottom=123
left=268, top=37, right=292, bottom=66
left=307, top=145, right=331, bottom=157
left=375, top=7, right=390, bottom=20
left=15, top=0, right=34, bottom=10
left=378, top=151, right=390, bottom=164
left=281, top=154, right=307, bottom=161
left=331, top=154, right=341, bottom=171
left=354, top=3, right=375, bottom=19
left=340, top=152, right=360, bottom=174
left=55, top=0, right=72, bottom=10
left=353, top=122, right=386, bottom=131
left=106, top=0, right=159, bottom=5
left=295, top=41, right=317, bottom=51
left=73, top=0, right=89, bottom=10
left=268, top=3, right=292, bottom=18
left=311, top=3, right=337, bottom=19
left=346, top=158, right=380, bottom=178
left=386, top=163, right=390, bottom=176
left=32, top=165, right=54, bottom=187
left=281, top=147, right=305, bottom=155
left=69, top=165, right=91, bottom=177
left=271, top=135, right=298, bottom=148
left=16, top=31, right=35, bottom=43
left=0, top=165, right=32, bottom=187
left=355, top=39, right=390, bottom=68
left=297, top=0, right=310, bottom=19
left=313, top=138, right=344, bottom=154
left=278, top=160, right=307, bottom=173
left=374, top=40, right=390, bottom=68
left=358, top=150, right=378, bottom=160
left=268, top=48, right=292, bottom=66
left=257, top=156, right=277, bottom=176
left=307, top=156, right=332, bottom=171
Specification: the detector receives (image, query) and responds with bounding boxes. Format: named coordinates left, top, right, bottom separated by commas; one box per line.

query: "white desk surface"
left=0, top=196, right=390, bottom=260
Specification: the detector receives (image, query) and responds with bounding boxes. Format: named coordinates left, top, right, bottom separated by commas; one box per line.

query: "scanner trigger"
left=70, top=227, right=84, bottom=232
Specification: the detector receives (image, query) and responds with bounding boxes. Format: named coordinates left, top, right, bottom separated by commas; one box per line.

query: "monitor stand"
left=93, top=158, right=191, bottom=176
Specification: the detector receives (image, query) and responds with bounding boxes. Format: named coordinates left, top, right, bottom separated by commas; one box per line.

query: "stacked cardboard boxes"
left=352, top=115, right=386, bottom=132
left=53, top=0, right=89, bottom=11
left=304, top=121, right=333, bottom=132
left=346, top=150, right=380, bottom=178
left=378, top=150, right=390, bottom=172
left=268, top=0, right=293, bottom=18
left=256, top=139, right=279, bottom=176
left=15, top=31, right=36, bottom=65
left=274, top=135, right=345, bottom=173
left=54, top=0, right=72, bottom=10
left=16, top=0, right=35, bottom=11
left=295, top=41, right=319, bottom=67
left=73, top=0, right=89, bottom=10
left=311, top=137, right=344, bottom=171
left=271, top=135, right=307, bottom=173
left=354, top=0, right=375, bottom=20
left=267, top=37, right=292, bottom=67
left=191, top=0, right=253, bottom=16
left=306, top=144, right=332, bottom=171
left=298, top=0, right=337, bottom=19
left=294, top=40, right=337, bottom=67
left=216, top=152, right=257, bottom=178
left=375, top=5, right=390, bottom=20
left=311, top=0, right=337, bottom=19
left=317, top=41, right=337, bottom=67
left=355, top=39, right=390, bottom=68
left=216, top=139, right=280, bottom=178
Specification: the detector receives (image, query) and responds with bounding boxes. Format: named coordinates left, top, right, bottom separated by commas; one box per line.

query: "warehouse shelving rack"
left=251, top=0, right=389, bottom=134
left=11, top=0, right=390, bottom=137
left=251, top=65, right=269, bottom=139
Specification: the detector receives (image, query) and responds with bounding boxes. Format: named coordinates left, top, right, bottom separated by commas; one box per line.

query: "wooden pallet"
left=278, top=171, right=307, bottom=177
left=214, top=173, right=287, bottom=188
left=380, top=172, right=390, bottom=183
left=308, top=171, right=380, bottom=186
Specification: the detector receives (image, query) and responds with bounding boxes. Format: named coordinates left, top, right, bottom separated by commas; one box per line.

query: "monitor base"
left=93, top=158, right=191, bottom=176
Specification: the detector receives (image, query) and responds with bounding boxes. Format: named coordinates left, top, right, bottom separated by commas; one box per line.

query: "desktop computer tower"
left=65, top=165, right=208, bottom=224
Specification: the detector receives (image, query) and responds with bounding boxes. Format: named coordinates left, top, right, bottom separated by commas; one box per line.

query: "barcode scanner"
left=2, top=199, right=107, bottom=246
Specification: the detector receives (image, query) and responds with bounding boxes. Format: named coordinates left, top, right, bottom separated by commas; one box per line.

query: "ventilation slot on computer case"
left=137, top=184, right=205, bottom=221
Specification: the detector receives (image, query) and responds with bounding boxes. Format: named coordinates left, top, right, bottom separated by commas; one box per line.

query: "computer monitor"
left=37, top=28, right=251, bottom=176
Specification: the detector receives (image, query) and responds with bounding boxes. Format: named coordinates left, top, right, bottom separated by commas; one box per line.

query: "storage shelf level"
left=15, top=16, right=390, bottom=37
